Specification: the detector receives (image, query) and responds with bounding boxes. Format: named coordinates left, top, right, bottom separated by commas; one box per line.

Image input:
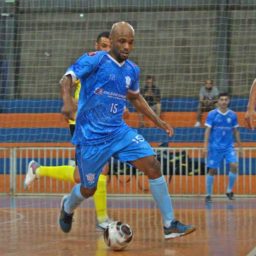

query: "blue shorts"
left=76, top=128, right=155, bottom=188
left=207, top=147, right=238, bottom=169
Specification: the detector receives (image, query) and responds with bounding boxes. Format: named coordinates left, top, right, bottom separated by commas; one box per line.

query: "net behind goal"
left=0, top=0, right=256, bottom=195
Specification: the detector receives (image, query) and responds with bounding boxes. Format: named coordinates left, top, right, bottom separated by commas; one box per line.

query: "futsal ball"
left=103, top=221, right=133, bottom=251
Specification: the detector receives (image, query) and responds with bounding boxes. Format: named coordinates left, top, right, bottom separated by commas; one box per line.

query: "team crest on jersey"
left=88, top=51, right=96, bottom=56
left=109, top=74, right=116, bottom=81
left=227, top=117, right=232, bottom=123
left=125, top=76, right=131, bottom=88
left=86, top=173, right=95, bottom=183
left=95, top=87, right=104, bottom=95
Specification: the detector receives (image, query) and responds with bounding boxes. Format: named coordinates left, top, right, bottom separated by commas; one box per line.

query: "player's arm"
left=60, top=75, right=77, bottom=121
left=127, top=92, right=173, bottom=136
left=245, top=79, right=256, bottom=129
left=60, top=52, right=102, bottom=120
left=233, top=127, right=242, bottom=155
left=203, top=126, right=211, bottom=157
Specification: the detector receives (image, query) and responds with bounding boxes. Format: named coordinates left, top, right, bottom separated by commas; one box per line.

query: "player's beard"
left=111, top=48, right=128, bottom=62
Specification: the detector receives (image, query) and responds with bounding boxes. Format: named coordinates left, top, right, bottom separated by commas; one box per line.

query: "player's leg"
left=59, top=183, right=96, bottom=233
left=205, top=148, right=222, bottom=203
left=25, top=159, right=110, bottom=230
left=138, top=112, right=145, bottom=127
left=59, top=144, right=111, bottom=233
left=24, top=160, right=76, bottom=189
left=24, top=124, right=77, bottom=189
left=115, top=130, right=195, bottom=239
left=131, top=156, right=195, bottom=239
left=225, top=148, right=238, bottom=200
left=205, top=168, right=217, bottom=203
left=93, top=163, right=112, bottom=230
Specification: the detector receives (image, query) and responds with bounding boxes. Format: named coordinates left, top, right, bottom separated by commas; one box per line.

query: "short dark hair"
left=96, top=31, right=110, bottom=42
left=218, top=92, right=230, bottom=98
left=146, top=75, right=155, bottom=81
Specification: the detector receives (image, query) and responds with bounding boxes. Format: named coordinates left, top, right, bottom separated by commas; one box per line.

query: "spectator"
left=194, top=79, right=219, bottom=127
left=139, top=75, right=161, bottom=127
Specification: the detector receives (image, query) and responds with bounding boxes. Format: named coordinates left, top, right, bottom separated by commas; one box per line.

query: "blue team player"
left=59, top=21, right=196, bottom=239
left=204, top=92, right=241, bottom=203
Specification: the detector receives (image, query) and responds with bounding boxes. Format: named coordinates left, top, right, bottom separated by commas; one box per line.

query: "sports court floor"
left=0, top=196, right=255, bottom=256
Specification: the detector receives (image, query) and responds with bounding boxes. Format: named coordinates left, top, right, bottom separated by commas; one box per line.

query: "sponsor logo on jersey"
left=95, top=87, right=104, bottom=95
left=88, top=51, right=96, bottom=56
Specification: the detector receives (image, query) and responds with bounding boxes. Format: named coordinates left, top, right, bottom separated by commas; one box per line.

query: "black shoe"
left=205, top=195, right=212, bottom=203
left=59, top=195, right=74, bottom=233
left=226, top=192, right=234, bottom=200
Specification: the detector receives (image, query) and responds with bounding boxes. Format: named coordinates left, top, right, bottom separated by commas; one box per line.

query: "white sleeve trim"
left=128, top=89, right=140, bottom=94
left=234, top=124, right=239, bottom=128
left=205, top=123, right=212, bottom=127
left=64, top=70, right=77, bottom=84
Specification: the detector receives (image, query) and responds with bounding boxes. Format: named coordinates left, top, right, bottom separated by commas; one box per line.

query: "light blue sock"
left=149, top=176, right=174, bottom=227
left=206, top=174, right=214, bottom=196
left=227, top=172, right=237, bottom=193
left=64, top=184, right=85, bottom=214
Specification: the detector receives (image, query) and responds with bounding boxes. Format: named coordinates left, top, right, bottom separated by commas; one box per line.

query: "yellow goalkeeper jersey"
left=68, top=80, right=81, bottom=125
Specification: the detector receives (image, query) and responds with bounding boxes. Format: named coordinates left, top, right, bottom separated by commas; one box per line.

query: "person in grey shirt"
left=139, top=75, right=161, bottom=127
left=194, top=79, right=219, bottom=127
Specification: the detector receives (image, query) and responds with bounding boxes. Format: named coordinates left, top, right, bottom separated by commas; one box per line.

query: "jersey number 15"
left=110, top=103, right=118, bottom=114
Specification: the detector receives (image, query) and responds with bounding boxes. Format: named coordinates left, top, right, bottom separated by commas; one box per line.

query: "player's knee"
left=145, top=159, right=161, bottom=179
left=208, top=168, right=216, bottom=175
left=230, top=163, right=238, bottom=173
left=80, top=186, right=96, bottom=198
left=101, top=164, right=109, bottom=175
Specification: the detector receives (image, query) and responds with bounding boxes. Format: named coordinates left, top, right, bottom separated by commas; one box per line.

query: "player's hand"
left=123, top=107, right=130, bottom=119
left=61, top=104, right=76, bottom=121
left=156, top=120, right=174, bottom=137
left=245, top=110, right=255, bottom=130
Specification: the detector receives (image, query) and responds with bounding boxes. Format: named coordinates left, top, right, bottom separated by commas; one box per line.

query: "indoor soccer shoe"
left=226, top=192, right=234, bottom=200
left=59, top=195, right=74, bottom=233
left=205, top=195, right=212, bottom=203
left=96, top=218, right=113, bottom=231
left=24, top=160, right=40, bottom=189
left=164, top=219, right=196, bottom=239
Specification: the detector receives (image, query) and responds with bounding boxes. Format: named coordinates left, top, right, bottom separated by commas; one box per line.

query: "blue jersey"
left=205, top=108, right=239, bottom=150
left=65, top=51, right=140, bottom=145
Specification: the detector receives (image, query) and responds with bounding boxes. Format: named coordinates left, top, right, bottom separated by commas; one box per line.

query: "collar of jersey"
left=217, top=108, right=230, bottom=115
left=107, top=54, right=125, bottom=67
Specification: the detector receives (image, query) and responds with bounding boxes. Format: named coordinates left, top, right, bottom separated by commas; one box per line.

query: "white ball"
left=103, top=221, right=133, bottom=251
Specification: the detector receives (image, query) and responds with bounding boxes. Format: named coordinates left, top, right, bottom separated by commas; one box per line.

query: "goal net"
left=0, top=1, right=256, bottom=194
left=1, top=1, right=255, bottom=145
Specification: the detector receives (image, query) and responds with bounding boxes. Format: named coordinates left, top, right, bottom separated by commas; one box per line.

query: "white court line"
left=0, top=209, right=24, bottom=225
left=247, top=246, right=256, bottom=256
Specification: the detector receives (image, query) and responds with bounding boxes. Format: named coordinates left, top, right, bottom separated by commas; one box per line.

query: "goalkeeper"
left=24, top=31, right=113, bottom=231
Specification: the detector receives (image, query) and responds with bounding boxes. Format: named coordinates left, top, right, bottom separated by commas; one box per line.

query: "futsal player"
left=58, top=21, right=196, bottom=239
left=204, top=92, right=241, bottom=203
left=24, top=31, right=112, bottom=230
left=245, top=79, right=256, bottom=129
